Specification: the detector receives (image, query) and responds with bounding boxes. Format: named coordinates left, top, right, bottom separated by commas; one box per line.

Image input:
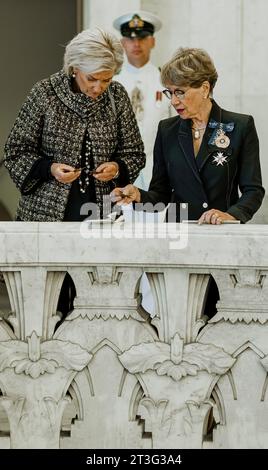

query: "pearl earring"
left=72, top=72, right=76, bottom=78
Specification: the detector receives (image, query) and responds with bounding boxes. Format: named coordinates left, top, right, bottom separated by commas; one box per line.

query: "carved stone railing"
left=0, top=221, right=268, bottom=449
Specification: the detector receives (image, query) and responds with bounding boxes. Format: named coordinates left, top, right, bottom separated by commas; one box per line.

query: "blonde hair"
left=63, top=28, right=124, bottom=75
left=161, top=47, right=218, bottom=91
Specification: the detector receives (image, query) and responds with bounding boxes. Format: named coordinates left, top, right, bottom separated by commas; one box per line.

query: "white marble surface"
left=1, top=222, right=268, bottom=266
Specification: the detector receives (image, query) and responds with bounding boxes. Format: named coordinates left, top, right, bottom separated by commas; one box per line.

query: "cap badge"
left=129, top=15, right=144, bottom=29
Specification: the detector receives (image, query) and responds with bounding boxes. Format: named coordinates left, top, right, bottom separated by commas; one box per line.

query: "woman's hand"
left=110, top=184, right=141, bottom=205
left=51, top=163, right=80, bottom=184
left=93, top=162, right=119, bottom=182
left=198, top=209, right=237, bottom=225
left=51, top=161, right=120, bottom=184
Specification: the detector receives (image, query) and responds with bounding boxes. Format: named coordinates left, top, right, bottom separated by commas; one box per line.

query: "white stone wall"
left=83, top=0, right=140, bottom=31
left=83, top=0, right=268, bottom=222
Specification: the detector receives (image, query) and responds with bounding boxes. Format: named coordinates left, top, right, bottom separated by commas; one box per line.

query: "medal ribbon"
left=208, top=119, right=234, bottom=146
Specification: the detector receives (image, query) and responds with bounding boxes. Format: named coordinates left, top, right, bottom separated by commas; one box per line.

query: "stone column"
left=83, top=0, right=141, bottom=31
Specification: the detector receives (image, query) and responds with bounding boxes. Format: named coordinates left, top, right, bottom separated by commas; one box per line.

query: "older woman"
left=112, top=47, right=264, bottom=224
left=4, top=28, right=145, bottom=221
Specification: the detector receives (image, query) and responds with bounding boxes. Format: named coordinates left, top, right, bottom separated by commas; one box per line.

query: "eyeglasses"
left=162, top=88, right=190, bottom=100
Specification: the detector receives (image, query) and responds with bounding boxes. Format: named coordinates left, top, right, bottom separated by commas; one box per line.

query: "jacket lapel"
left=177, top=118, right=203, bottom=184
left=197, top=100, right=225, bottom=171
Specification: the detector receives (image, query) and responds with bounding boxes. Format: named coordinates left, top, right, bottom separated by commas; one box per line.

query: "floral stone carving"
left=0, top=330, right=92, bottom=378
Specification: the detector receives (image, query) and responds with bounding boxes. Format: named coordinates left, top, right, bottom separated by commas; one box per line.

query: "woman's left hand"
left=93, top=162, right=119, bottom=182
left=198, top=209, right=237, bottom=225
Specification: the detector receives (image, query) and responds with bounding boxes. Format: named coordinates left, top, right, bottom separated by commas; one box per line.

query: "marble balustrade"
left=0, top=221, right=268, bottom=449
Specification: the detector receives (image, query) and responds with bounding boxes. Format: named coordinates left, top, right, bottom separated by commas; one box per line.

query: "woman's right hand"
left=110, top=184, right=141, bottom=205
left=51, top=163, right=81, bottom=184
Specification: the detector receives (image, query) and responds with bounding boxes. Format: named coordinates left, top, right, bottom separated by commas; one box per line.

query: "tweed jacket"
left=139, top=100, right=265, bottom=222
left=4, top=70, right=145, bottom=221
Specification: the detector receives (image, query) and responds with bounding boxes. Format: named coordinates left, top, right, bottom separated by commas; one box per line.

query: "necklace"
left=192, top=126, right=206, bottom=139
left=79, top=137, right=92, bottom=193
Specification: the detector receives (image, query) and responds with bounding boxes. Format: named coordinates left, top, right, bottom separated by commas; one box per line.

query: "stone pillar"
left=83, top=0, right=141, bottom=31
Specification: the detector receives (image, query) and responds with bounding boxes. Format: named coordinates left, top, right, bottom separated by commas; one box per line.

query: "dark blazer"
left=139, top=100, right=265, bottom=222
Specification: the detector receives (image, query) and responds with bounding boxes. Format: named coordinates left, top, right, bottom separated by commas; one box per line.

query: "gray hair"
left=63, top=28, right=124, bottom=75
left=161, top=47, right=218, bottom=92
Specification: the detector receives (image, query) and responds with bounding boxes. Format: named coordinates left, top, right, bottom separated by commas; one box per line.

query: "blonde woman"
left=4, top=28, right=145, bottom=221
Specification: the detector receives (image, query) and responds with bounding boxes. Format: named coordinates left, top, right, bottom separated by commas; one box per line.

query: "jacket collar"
left=50, top=70, right=108, bottom=119
left=197, top=100, right=234, bottom=170
left=196, top=100, right=221, bottom=170
left=177, top=100, right=229, bottom=175
left=177, top=116, right=202, bottom=183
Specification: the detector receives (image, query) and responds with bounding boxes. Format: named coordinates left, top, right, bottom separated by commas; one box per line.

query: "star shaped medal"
left=212, top=151, right=228, bottom=166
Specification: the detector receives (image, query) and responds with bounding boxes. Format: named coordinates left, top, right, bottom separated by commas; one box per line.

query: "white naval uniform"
left=115, top=61, right=171, bottom=190
left=115, top=61, right=170, bottom=315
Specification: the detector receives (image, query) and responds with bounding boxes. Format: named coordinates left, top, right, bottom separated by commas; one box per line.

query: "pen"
left=110, top=190, right=128, bottom=202
left=118, top=191, right=128, bottom=199
left=72, top=167, right=99, bottom=174
left=72, top=166, right=86, bottom=172
left=182, top=220, right=240, bottom=224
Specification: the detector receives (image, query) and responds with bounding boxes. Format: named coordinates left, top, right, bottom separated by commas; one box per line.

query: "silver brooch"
left=212, top=151, right=228, bottom=166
